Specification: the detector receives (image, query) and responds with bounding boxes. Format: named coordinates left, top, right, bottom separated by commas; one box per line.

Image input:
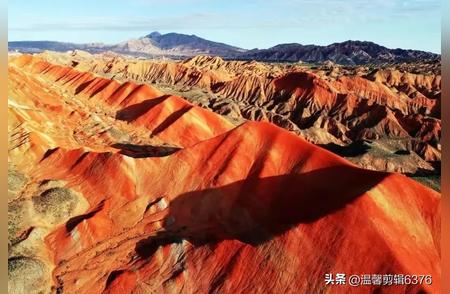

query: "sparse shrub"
left=32, top=188, right=77, bottom=224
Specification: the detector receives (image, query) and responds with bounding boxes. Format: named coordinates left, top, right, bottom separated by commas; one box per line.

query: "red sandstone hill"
left=8, top=55, right=441, bottom=294
left=36, top=51, right=441, bottom=177
left=10, top=54, right=234, bottom=149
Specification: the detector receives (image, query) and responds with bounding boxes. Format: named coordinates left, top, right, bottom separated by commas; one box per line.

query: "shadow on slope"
left=115, top=95, right=171, bottom=121
left=318, top=140, right=372, bottom=157
left=111, top=143, right=180, bottom=158
left=135, top=165, right=388, bottom=257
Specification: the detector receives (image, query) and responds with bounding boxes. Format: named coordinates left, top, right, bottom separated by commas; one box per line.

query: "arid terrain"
left=8, top=52, right=441, bottom=293
left=37, top=50, right=442, bottom=189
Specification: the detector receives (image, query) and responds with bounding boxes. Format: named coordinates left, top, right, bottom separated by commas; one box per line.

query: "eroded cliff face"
left=37, top=51, right=441, bottom=177
left=8, top=54, right=440, bottom=294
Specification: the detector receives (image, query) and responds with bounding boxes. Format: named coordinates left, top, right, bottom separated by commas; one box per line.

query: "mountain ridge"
left=8, top=31, right=440, bottom=65
left=7, top=54, right=441, bottom=293
left=244, top=40, right=439, bottom=65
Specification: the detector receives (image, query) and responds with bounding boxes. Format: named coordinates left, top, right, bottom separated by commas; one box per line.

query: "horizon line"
left=7, top=31, right=442, bottom=54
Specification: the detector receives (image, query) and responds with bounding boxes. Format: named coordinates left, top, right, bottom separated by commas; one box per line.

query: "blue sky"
left=8, top=0, right=441, bottom=53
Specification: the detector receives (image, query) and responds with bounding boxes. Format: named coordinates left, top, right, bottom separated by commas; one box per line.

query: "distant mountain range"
left=8, top=31, right=439, bottom=65
left=240, top=41, right=439, bottom=65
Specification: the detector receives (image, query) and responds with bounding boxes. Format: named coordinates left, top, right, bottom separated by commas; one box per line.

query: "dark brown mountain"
left=240, top=40, right=439, bottom=65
